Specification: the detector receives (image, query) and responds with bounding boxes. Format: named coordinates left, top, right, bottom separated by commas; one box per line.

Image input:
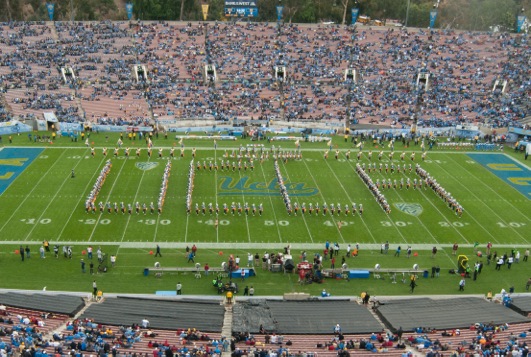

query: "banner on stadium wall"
left=516, top=15, right=526, bottom=33
left=429, top=9, right=438, bottom=28
left=58, top=122, right=83, bottom=132
left=46, top=3, right=55, bottom=21
left=91, top=125, right=152, bottom=133
left=202, top=4, right=209, bottom=20
left=0, top=121, right=32, bottom=135
left=126, top=3, right=133, bottom=20
left=276, top=6, right=284, bottom=21
left=351, top=8, right=359, bottom=25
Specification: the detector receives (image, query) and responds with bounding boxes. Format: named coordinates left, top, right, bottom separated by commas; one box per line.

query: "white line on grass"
left=394, top=166, right=472, bottom=245
left=296, top=155, right=345, bottom=243
left=449, top=154, right=531, bottom=224
left=55, top=154, right=107, bottom=242
left=214, top=148, right=219, bottom=243
left=0, top=149, right=68, bottom=235
left=257, top=158, right=283, bottom=242
left=325, top=156, right=374, bottom=243
left=434, top=156, right=525, bottom=243
left=381, top=169, right=462, bottom=266
left=86, top=156, right=130, bottom=242
left=115, top=155, right=153, bottom=252
left=278, top=159, right=314, bottom=243
left=342, top=156, right=408, bottom=245
left=23, top=152, right=90, bottom=241
left=235, top=161, right=252, bottom=243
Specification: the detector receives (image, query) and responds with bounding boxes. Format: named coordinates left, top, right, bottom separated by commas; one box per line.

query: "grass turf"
left=0, top=131, right=529, bottom=296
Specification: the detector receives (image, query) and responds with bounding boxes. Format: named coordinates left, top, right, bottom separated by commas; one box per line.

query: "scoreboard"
left=225, top=0, right=258, bottom=17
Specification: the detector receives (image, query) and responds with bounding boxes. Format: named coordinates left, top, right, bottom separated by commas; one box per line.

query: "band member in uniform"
left=136, top=148, right=141, bottom=157
left=103, top=147, right=108, bottom=156
left=150, top=202, right=155, bottom=214
left=91, top=147, right=95, bottom=157
left=142, top=203, right=147, bottom=215
left=258, top=203, right=263, bottom=216
left=170, top=148, right=175, bottom=158
left=114, top=147, right=119, bottom=157
left=135, top=202, right=140, bottom=214
left=159, top=148, right=163, bottom=158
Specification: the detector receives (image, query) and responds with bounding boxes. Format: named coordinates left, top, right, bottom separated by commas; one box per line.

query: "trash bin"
left=423, top=270, right=429, bottom=278
left=143, top=268, right=149, bottom=276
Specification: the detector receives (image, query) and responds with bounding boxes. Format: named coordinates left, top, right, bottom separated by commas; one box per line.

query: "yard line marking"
left=390, top=166, right=472, bottom=245
left=320, top=156, right=377, bottom=244
left=257, top=158, right=283, bottom=242
left=235, top=159, right=252, bottom=243
left=436, top=156, right=526, bottom=243
left=214, top=148, right=219, bottom=243
left=278, top=158, right=314, bottom=243
left=23, top=151, right=90, bottom=241
left=86, top=156, right=130, bottom=242
left=370, top=163, right=444, bottom=246
left=342, top=156, right=407, bottom=245
left=0, top=149, right=68, bottom=235
left=55, top=154, right=107, bottom=242
left=296, top=153, right=345, bottom=243
left=451, top=154, right=531, bottom=223
left=115, top=155, right=153, bottom=255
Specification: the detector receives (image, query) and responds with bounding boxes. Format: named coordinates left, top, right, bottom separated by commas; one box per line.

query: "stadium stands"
left=1, top=292, right=530, bottom=356
left=0, top=21, right=529, bottom=129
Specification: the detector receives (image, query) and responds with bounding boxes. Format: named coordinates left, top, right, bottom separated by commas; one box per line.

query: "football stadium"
left=0, top=0, right=531, bottom=356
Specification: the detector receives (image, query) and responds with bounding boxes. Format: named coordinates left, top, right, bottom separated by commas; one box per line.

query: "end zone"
left=467, top=153, right=531, bottom=199
left=0, top=148, right=44, bottom=195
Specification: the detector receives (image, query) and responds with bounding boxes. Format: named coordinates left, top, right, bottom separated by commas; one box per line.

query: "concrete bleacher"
left=234, top=333, right=410, bottom=357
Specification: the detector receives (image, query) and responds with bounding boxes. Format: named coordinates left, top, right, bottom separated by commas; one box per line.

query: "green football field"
left=0, top=137, right=529, bottom=247
left=0, top=132, right=529, bottom=295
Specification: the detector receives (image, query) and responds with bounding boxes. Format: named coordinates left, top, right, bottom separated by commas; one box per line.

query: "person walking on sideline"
left=459, top=278, right=466, bottom=291
left=92, top=280, right=98, bottom=297
left=176, top=282, right=182, bottom=295
left=154, top=245, right=162, bottom=257
left=409, top=277, right=417, bottom=293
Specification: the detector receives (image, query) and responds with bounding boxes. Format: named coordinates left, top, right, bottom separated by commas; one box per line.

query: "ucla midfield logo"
left=394, top=203, right=423, bottom=217
left=218, top=176, right=318, bottom=197
left=135, top=162, right=159, bottom=171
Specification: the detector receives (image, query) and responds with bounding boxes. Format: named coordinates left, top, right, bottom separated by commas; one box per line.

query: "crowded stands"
left=0, top=21, right=529, bottom=129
